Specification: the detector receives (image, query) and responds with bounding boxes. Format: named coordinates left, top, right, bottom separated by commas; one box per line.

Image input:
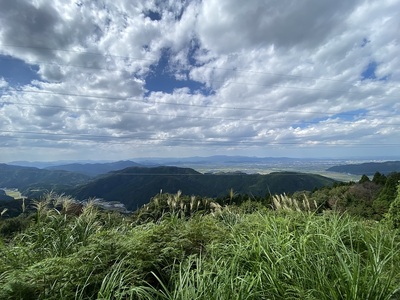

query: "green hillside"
left=0, top=190, right=14, bottom=202
left=0, top=164, right=91, bottom=196
left=71, top=166, right=336, bottom=210
left=1, top=171, right=400, bottom=299
left=327, top=161, right=400, bottom=175
left=1, top=189, right=400, bottom=299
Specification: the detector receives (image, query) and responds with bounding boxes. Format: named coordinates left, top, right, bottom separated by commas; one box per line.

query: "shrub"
left=1, top=193, right=400, bottom=299
left=385, top=185, right=400, bottom=229
left=150, top=212, right=400, bottom=299
left=0, top=215, right=32, bottom=239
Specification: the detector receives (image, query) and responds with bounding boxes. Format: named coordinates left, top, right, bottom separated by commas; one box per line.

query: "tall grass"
left=1, top=192, right=400, bottom=299
left=147, top=212, right=400, bottom=300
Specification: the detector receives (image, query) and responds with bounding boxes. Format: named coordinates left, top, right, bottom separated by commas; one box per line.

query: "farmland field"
left=3, top=188, right=24, bottom=199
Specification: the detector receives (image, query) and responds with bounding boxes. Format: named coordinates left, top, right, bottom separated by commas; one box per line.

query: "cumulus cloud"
left=0, top=0, right=399, bottom=161
left=0, top=77, right=8, bottom=88
left=197, top=0, right=362, bottom=52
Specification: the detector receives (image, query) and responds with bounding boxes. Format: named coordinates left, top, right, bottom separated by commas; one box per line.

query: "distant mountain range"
left=70, top=166, right=337, bottom=210
left=131, top=155, right=299, bottom=165
left=7, top=156, right=310, bottom=170
left=44, top=160, right=142, bottom=176
left=8, top=160, right=109, bottom=169
left=327, top=161, right=400, bottom=175
left=0, top=159, right=358, bottom=210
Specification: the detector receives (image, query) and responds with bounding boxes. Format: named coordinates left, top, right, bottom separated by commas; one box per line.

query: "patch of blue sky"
left=331, top=109, right=368, bottom=121
left=361, top=61, right=377, bottom=80
left=293, top=109, right=369, bottom=129
left=143, top=3, right=186, bottom=21
left=0, top=55, right=40, bottom=88
left=361, top=61, right=390, bottom=82
left=144, top=48, right=213, bottom=96
left=144, top=10, right=162, bottom=21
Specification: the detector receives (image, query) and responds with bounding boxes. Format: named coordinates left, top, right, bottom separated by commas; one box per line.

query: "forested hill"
left=71, top=166, right=336, bottom=210
left=327, top=161, right=400, bottom=175
left=45, top=160, right=142, bottom=177
left=0, top=164, right=90, bottom=195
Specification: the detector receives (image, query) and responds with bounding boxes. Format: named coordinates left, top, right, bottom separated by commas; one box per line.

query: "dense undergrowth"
left=1, top=187, right=400, bottom=299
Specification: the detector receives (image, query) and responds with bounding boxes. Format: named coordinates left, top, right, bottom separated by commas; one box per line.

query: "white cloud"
left=196, top=0, right=362, bottom=53
left=0, top=77, right=8, bottom=88
left=0, top=0, right=399, bottom=161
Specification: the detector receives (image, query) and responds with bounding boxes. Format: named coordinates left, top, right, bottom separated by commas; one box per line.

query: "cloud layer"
left=0, top=0, right=399, bottom=161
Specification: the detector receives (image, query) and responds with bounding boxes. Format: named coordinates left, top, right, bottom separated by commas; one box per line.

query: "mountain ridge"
left=45, top=160, right=143, bottom=176
left=71, top=166, right=337, bottom=210
left=327, top=161, right=400, bottom=175
left=0, top=164, right=91, bottom=197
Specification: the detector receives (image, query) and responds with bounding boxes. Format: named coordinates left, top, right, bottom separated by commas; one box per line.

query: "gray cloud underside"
left=0, top=0, right=399, bottom=160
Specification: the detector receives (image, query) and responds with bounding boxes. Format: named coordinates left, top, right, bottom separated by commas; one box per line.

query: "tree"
left=373, top=172, right=400, bottom=218
left=372, top=172, right=387, bottom=185
left=385, top=185, right=400, bottom=229
left=359, top=174, right=370, bottom=184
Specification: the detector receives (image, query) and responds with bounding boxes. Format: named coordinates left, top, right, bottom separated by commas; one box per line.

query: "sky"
left=0, top=0, right=400, bottom=162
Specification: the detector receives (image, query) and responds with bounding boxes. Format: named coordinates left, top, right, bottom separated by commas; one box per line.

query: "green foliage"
left=0, top=189, right=14, bottom=202
left=149, top=212, right=400, bottom=300
left=72, top=168, right=336, bottom=210
left=359, top=174, right=371, bottom=184
left=373, top=171, right=387, bottom=185
left=308, top=184, right=350, bottom=211
left=0, top=215, right=32, bottom=239
left=0, top=164, right=90, bottom=197
left=309, top=181, right=385, bottom=219
left=327, top=161, right=400, bottom=175
left=385, top=185, right=400, bottom=229
left=0, top=198, right=36, bottom=218
left=373, top=172, right=400, bottom=218
left=1, top=192, right=400, bottom=299
left=237, top=199, right=268, bottom=214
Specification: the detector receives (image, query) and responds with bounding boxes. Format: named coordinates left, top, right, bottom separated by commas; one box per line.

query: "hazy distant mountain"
left=0, top=164, right=91, bottom=196
left=8, top=160, right=115, bottom=169
left=132, top=155, right=300, bottom=165
left=45, top=160, right=143, bottom=176
left=71, top=166, right=337, bottom=210
left=327, top=161, right=400, bottom=175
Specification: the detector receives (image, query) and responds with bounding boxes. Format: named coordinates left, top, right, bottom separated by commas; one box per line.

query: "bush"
left=0, top=215, right=32, bottom=239
left=150, top=212, right=400, bottom=299
left=385, top=185, right=400, bottom=229
left=1, top=193, right=400, bottom=299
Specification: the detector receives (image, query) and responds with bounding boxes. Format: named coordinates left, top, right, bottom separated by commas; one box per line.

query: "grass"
left=1, top=193, right=400, bottom=299
left=157, top=212, right=400, bottom=300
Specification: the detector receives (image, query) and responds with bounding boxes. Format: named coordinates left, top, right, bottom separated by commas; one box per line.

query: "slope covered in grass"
left=1, top=192, right=400, bottom=299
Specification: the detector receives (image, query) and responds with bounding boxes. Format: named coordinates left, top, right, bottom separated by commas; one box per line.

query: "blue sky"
left=144, top=48, right=210, bottom=95
left=0, top=0, right=400, bottom=162
left=0, top=55, right=40, bottom=87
